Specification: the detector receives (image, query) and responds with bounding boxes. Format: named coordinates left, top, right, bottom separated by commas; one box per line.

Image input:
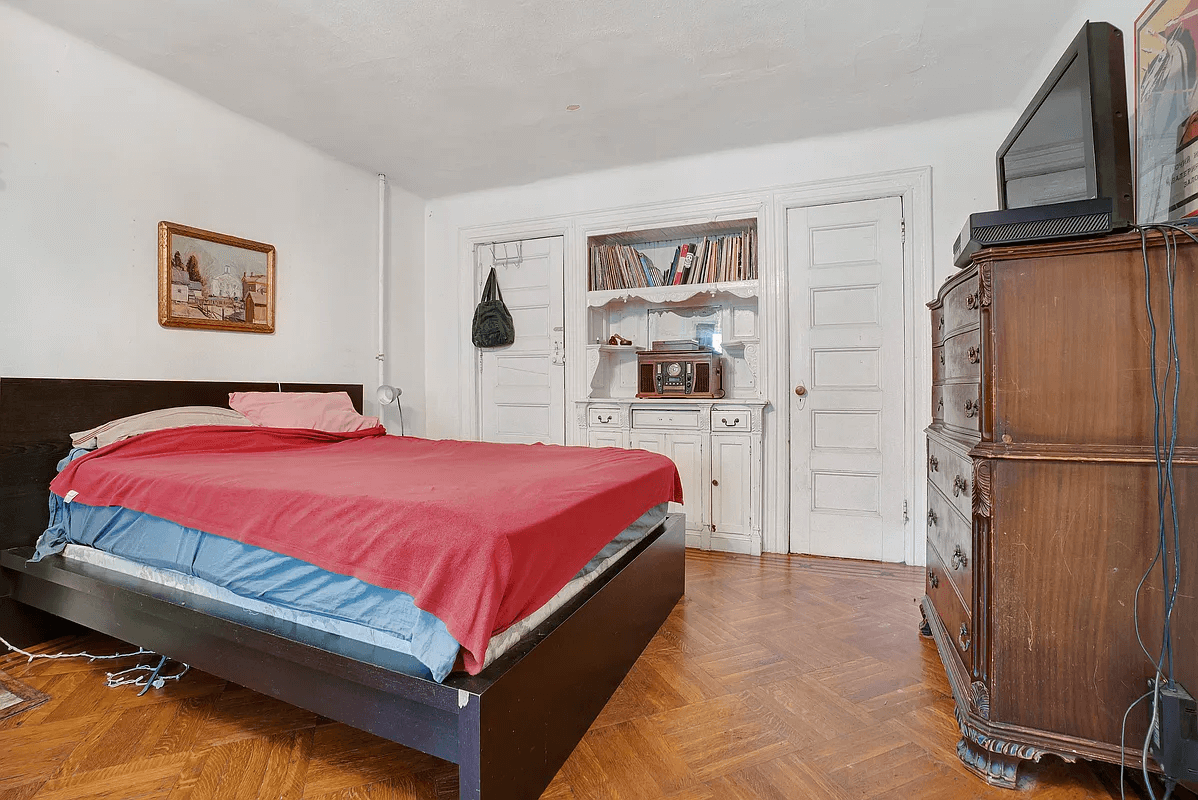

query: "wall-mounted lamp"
left=377, top=384, right=405, bottom=436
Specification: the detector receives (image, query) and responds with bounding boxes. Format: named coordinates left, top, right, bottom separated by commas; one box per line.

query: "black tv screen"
left=996, top=21, right=1133, bottom=226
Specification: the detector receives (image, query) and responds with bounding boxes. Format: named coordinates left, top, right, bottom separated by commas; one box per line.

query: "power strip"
left=1151, top=680, right=1198, bottom=784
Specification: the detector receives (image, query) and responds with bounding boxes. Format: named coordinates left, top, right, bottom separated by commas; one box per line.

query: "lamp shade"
left=377, top=384, right=402, bottom=405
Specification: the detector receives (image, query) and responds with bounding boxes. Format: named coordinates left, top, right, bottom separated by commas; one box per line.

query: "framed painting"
left=1136, top=0, right=1198, bottom=222
left=158, top=221, right=276, bottom=333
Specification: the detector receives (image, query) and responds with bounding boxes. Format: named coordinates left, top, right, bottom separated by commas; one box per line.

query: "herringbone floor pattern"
left=0, top=550, right=1186, bottom=799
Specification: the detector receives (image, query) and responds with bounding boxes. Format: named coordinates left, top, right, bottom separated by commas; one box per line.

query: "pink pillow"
left=228, top=391, right=379, bottom=432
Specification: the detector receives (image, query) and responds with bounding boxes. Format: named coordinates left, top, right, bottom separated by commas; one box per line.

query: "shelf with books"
left=586, top=218, right=757, bottom=293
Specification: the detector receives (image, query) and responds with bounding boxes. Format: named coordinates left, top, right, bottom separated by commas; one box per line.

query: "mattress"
left=35, top=451, right=666, bottom=682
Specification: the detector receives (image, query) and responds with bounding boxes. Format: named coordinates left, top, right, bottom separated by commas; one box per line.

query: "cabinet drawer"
left=942, top=382, right=980, bottom=433
left=631, top=408, right=701, bottom=430
left=926, top=481, right=972, bottom=601
left=711, top=408, right=750, bottom=431
left=943, top=329, right=981, bottom=383
left=588, top=407, right=621, bottom=428
left=927, top=437, right=972, bottom=522
left=588, top=429, right=626, bottom=449
left=942, top=276, right=981, bottom=338
left=926, top=540, right=972, bottom=673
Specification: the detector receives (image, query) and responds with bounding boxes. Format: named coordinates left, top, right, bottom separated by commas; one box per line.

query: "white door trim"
left=771, top=167, right=932, bottom=565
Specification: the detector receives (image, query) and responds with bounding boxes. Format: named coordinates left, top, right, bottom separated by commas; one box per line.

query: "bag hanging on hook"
left=471, top=267, right=515, bottom=348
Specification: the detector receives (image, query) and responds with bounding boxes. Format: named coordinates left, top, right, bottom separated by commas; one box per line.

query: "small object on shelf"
left=637, top=350, right=724, bottom=399
left=652, top=339, right=702, bottom=351
left=607, top=334, right=634, bottom=346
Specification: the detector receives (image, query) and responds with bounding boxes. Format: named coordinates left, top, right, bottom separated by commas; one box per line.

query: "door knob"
left=794, top=385, right=807, bottom=397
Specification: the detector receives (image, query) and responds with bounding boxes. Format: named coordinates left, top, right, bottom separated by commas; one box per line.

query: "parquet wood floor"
left=0, top=550, right=1189, bottom=799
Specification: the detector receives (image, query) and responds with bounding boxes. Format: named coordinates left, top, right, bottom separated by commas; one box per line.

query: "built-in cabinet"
left=578, top=217, right=767, bottom=555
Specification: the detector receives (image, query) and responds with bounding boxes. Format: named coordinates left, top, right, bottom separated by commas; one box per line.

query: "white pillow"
left=71, top=406, right=252, bottom=449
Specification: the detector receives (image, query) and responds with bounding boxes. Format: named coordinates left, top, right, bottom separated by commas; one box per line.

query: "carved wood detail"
left=972, top=460, right=992, bottom=519
left=978, top=261, right=992, bottom=308
left=970, top=681, right=990, bottom=719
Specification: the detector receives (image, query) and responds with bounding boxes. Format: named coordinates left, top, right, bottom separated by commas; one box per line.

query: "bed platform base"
left=0, top=377, right=686, bottom=800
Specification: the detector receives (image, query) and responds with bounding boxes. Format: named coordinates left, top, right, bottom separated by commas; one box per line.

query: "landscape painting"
left=158, top=221, right=276, bottom=333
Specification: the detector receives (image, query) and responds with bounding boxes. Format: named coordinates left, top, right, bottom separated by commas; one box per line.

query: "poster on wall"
left=1137, top=0, right=1198, bottom=222
left=157, top=221, right=276, bottom=333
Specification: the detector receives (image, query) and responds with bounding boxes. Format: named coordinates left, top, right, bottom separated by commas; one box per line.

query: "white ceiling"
left=9, top=0, right=1083, bottom=198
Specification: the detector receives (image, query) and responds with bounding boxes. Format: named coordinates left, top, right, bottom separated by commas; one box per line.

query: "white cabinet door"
left=631, top=430, right=707, bottom=542
left=587, top=429, right=626, bottom=449
left=710, top=434, right=753, bottom=546
left=787, top=198, right=906, bottom=561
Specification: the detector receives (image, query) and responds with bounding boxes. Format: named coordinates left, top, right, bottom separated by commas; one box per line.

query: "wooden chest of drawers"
left=923, top=232, right=1198, bottom=788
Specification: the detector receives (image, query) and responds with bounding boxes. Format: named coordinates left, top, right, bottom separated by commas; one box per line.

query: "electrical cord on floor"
left=0, top=633, right=189, bottom=693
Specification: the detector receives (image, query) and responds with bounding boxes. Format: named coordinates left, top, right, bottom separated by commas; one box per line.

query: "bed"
left=0, top=377, right=686, bottom=800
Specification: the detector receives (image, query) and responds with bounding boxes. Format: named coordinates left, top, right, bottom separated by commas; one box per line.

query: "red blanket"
left=50, top=426, right=682, bottom=673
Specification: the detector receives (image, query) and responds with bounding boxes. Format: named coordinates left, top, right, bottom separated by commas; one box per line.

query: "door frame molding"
left=771, top=167, right=932, bottom=564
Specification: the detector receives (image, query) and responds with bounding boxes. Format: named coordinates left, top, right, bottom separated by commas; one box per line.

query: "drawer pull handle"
left=938, top=317, right=945, bottom=329
left=963, top=399, right=979, bottom=418
left=927, top=509, right=938, bottom=527
left=939, top=351, right=945, bottom=366
left=958, top=623, right=971, bottom=652
left=928, top=455, right=939, bottom=472
left=720, top=417, right=740, bottom=427
left=712, top=479, right=719, bottom=487
left=967, top=345, right=980, bottom=364
left=596, top=414, right=613, bottom=424
left=936, top=399, right=944, bottom=415
left=928, top=569, right=940, bottom=589
left=966, top=291, right=979, bottom=310
left=953, top=475, right=969, bottom=497
left=951, top=545, right=969, bottom=570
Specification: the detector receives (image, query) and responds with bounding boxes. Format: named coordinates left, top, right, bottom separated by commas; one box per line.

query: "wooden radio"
left=637, top=349, right=724, bottom=398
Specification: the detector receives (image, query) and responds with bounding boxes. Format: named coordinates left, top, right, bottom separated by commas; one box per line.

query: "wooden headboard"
left=0, top=377, right=364, bottom=553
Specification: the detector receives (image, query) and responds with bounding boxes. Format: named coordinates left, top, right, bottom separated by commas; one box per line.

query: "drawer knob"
left=597, top=414, right=613, bottom=424
left=927, top=508, right=938, bottom=527
left=928, top=455, right=939, bottom=472
left=928, top=569, right=940, bottom=589
left=967, top=345, right=980, bottom=364
left=712, top=479, right=719, bottom=487
left=953, top=475, right=969, bottom=497
left=951, top=545, right=969, bottom=570
left=966, top=291, right=979, bottom=310
left=963, top=399, right=979, bottom=418
left=958, top=623, right=971, bottom=652
left=720, top=417, right=740, bottom=427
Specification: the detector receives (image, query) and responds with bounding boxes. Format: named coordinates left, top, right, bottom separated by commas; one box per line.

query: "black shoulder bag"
left=471, top=267, right=515, bottom=348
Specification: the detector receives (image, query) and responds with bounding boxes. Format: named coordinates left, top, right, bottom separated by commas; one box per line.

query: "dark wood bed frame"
left=0, top=377, right=685, bottom=800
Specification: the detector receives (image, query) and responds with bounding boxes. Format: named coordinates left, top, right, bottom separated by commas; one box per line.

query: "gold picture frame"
left=158, top=221, right=276, bottom=333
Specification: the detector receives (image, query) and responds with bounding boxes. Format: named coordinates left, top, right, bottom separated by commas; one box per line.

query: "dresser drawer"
left=926, top=481, right=972, bottom=601
left=631, top=408, right=701, bottom=430
left=711, top=408, right=750, bottom=431
left=942, top=382, right=981, bottom=433
left=943, top=329, right=981, bottom=383
left=932, top=345, right=945, bottom=384
left=588, top=406, right=621, bottom=428
left=931, top=306, right=945, bottom=346
left=942, top=276, right=981, bottom=338
left=926, top=540, right=972, bottom=673
left=927, top=437, right=972, bottom=522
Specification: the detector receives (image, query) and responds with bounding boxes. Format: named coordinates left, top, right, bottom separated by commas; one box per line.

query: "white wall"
left=423, top=108, right=1010, bottom=440
left=0, top=4, right=426, bottom=428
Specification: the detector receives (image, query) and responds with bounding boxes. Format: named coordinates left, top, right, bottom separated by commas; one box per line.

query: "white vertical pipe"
left=377, top=173, right=386, bottom=395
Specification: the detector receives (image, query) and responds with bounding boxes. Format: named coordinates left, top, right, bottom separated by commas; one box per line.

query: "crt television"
left=996, top=21, right=1134, bottom=229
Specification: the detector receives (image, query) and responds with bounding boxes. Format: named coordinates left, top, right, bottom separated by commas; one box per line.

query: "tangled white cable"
left=0, top=634, right=189, bottom=695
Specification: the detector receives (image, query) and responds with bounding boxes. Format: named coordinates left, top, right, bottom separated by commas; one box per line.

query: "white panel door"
left=478, top=237, right=565, bottom=445
left=788, top=198, right=906, bottom=561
